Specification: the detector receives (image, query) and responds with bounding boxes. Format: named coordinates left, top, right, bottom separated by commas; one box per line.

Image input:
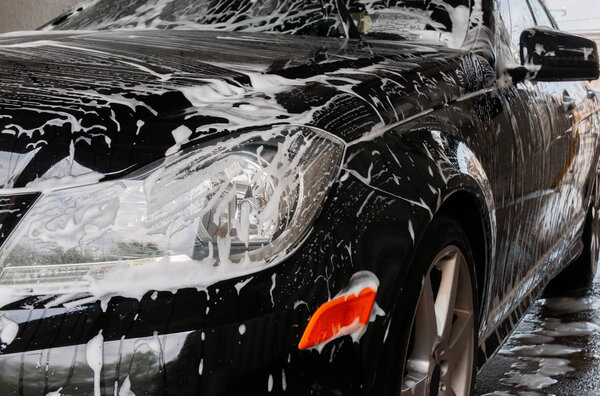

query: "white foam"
left=85, top=330, right=104, bottom=396
left=539, top=320, right=600, bottom=337
left=542, top=296, right=600, bottom=313
left=500, top=371, right=557, bottom=390
left=501, top=343, right=582, bottom=357
left=234, top=277, right=253, bottom=295
left=118, top=376, right=135, bottom=396
left=536, top=357, right=574, bottom=377
left=513, top=333, right=554, bottom=344
left=165, top=125, right=192, bottom=156
left=269, top=273, right=277, bottom=307
left=0, top=313, right=18, bottom=347
left=334, top=271, right=379, bottom=299
left=45, top=388, right=63, bottom=396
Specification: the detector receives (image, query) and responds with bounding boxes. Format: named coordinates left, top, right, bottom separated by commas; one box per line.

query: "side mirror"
left=518, top=27, right=599, bottom=82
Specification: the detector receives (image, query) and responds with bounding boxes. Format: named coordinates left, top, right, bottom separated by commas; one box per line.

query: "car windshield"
left=45, top=0, right=473, bottom=48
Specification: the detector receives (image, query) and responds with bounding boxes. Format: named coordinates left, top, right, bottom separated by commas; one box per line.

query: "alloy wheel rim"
left=400, top=245, right=475, bottom=396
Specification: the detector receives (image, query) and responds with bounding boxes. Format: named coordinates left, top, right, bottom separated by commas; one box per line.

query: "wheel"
left=400, top=215, right=478, bottom=396
left=545, top=169, right=600, bottom=295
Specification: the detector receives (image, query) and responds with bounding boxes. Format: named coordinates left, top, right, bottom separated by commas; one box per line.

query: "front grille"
left=0, top=193, right=40, bottom=249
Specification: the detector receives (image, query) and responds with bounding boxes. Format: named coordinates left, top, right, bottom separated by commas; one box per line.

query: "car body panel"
left=0, top=29, right=473, bottom=190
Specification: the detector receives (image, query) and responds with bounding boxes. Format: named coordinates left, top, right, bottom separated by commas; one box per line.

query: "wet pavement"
left=476, top=271, right=600, bottom=395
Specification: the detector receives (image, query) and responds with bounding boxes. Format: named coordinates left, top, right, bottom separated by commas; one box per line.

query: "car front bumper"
left=0, top=178, right=411, bottom=395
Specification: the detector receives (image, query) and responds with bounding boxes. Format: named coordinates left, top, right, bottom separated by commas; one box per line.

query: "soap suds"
left=234, top=277, right=253, bottom=295
left=501, top=343, right=582, bottom=357
left=269, top=273, right=277, bottom=307
left=0, top=313, right=18, bottom=347
left=86, top=330, right=104, bottom=396
left=165, top=125, right=192, bottom=156
left=118, top=376, right=135, bottom=396
left=45, top=388, right=63, bottom=396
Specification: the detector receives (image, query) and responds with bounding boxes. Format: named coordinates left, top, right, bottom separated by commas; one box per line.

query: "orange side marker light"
left=298, top=287, right=377, bottom=350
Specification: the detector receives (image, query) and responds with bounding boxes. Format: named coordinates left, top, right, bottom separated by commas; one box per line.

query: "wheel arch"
left=343, top=124, right=498, bottom=337
left=357, top=127, right=499, bottom=394
left=437, top=190, right=489, bottom=326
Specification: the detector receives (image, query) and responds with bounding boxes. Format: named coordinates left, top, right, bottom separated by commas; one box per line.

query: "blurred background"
left=0, top=0, right=79, bottom=33
left=546, top=0, right=600, bottom=88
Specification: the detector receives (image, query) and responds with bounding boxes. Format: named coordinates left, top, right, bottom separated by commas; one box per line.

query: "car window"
left=527, top=0, right=554, bottom=28
left=507, top=0, right=536, bottom=62
left=497, top=0, right=511, bottom=31
left=496, top=0, right=514, bottom=61
left=44, top=0, right=473, bottom=48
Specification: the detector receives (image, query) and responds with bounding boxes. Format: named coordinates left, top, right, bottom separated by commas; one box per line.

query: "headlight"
left=0, top=126, right=344, bottom=306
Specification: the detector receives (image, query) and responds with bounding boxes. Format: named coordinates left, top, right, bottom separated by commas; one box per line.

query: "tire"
left=398, top=214, right=478, bottom=396
left=545, top=170, right=600, bottom=295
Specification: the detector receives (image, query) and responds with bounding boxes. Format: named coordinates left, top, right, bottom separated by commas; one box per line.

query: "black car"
left=0, top=0, right=599, bottom=395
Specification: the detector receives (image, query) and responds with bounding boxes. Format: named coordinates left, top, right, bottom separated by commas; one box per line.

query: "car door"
left=493, top=0, right=550, bottom=297
left=508, top=0, right=568, bottom=270
left=487, top=0, right=597, bottom=318
left=525, top=0, right=598, bottom=250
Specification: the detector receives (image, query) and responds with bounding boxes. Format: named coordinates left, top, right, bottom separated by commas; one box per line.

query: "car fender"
left=342, top=121, right=496, bottom=332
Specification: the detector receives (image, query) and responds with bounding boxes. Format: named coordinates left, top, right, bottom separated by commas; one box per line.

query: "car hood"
left=0, top=29, right=465, bottom=190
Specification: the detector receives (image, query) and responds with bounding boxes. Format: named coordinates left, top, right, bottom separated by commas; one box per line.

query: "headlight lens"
left=0, top=126, right=344, bottom=301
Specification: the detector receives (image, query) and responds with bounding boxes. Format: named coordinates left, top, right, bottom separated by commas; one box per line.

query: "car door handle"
left=563, top=91, right=576, bottom=112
